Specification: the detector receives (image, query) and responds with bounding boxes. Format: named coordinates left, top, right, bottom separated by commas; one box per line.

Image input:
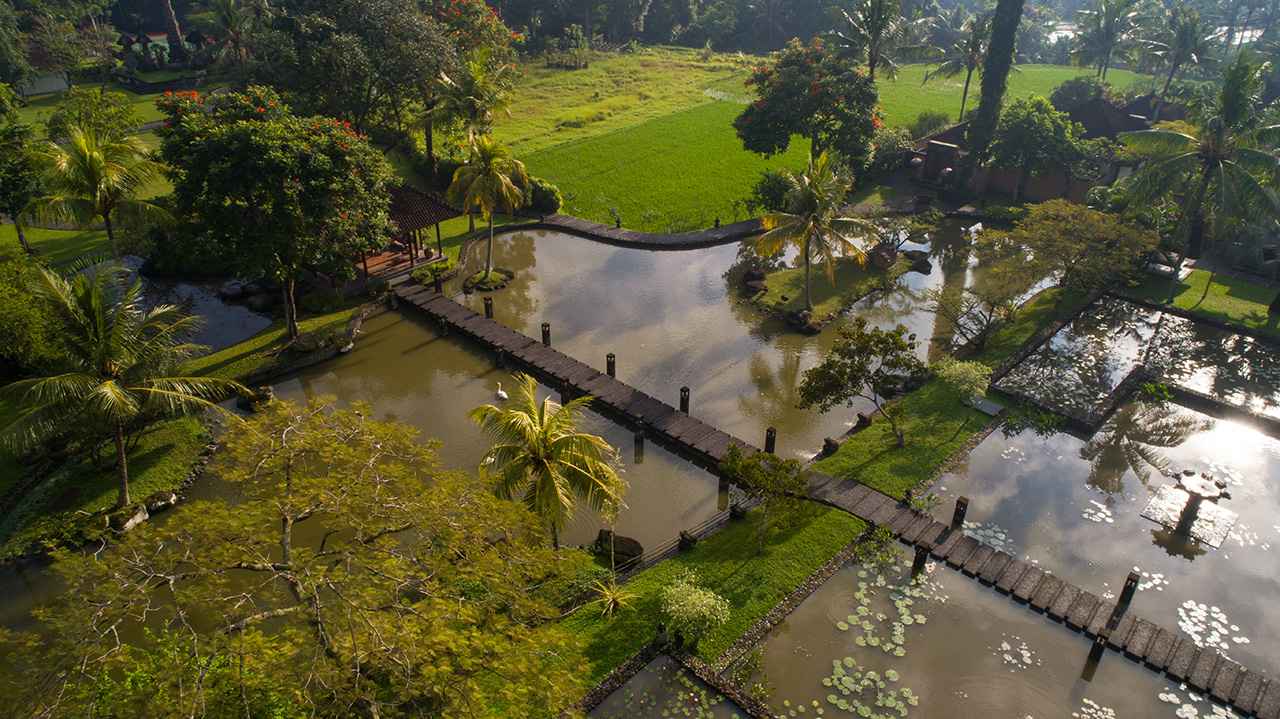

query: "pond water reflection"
left=589, top=655, right=746, bottom=719
left=935, top=401, right=1280, bottom=672
left=737, top=552, right=1235, bottom=718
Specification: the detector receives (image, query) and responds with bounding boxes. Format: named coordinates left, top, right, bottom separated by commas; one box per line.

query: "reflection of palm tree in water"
left=459, top=231, right=540, bottom=329
left=738, top=351, right=808, bottom=433
left=1080, top=401, right=1211, bottom=493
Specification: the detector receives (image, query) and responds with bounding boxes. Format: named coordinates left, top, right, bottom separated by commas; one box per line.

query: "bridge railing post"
left=541, top=322, right=551, bottom=347
left=483, top=296, right=493, bottom=319
left=606, top=353, right=616, bottom=378
left=764, top=427, right=776, bottom=454
left=951, top=496, right=969, bottom=531
left=679, top=386, right=690, bottom=414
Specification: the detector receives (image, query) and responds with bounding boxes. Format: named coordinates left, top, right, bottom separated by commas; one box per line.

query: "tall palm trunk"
left=960, top=0, right=1025, bottom=184
left=103, top=212, right=118, bottom=258
left=485, top=216, right=495, bottom=274
left=550, top=522, right=560, bottom=551
left=283, top=277, right=300, bottom=339
left=959, top=67, right=973, bottom=119
left=14, top=220, right=31, bottom=254
left=803, top=232, right=813, bottom=312
left=114, top=421, right=131, bottom=508
left=1153, top=61, right=1180, bottom=123
left=161, top=0, right=189, bottom=64
left=1186, top=162, right=1213, bottom=259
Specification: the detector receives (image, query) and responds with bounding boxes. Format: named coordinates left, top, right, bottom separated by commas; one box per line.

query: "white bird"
left=495, top=382, right=509, bottom=401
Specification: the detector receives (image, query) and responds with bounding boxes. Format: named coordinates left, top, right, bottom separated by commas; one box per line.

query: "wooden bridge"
left=391, top=282, right=1280, bottom=719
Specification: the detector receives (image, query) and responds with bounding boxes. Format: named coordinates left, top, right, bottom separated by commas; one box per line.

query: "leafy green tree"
left=435, top=48, right=516, bottom=143
left=0, top=256, right=63, bottom=375
left=923, top=13, right=990, bottom=120
left=932, top=357, right=992, bottom=401
left=27, top=128, right=166, bottom=257
left=829, top=0, right=933, bottom=80
left=470, top=372, right=622, bottom=549
left=799, top=317, right=924, bottom=447
left=1048, top=76, right=1114, bottom=112
left=733, top=37, right=880, bottom=166
left=959, top=0, right=1025, bottom=184
left=659, top=569, right=730, bottom=649
left=719, top=445, right=806, bottom=553
left=0, top=264, right=242, bottom=508
left=755, top=151, right=875, bottom=313
left=0, top=4, right=32, bottom=91
left=0, top=117, right=40, bottom=254
left=446, top=135, right=527, bottom=278
left=1139, top=5, right=1215, bottom=122
left=0, top=399, right=588, bottom=716
left=44, top=86, right=140, bottom=141
left=990, top=199, right=1158, bottom=291
left=159, top=87, right=395, bottom=339
left=160, top=0, right=189, bottom=63
left=1122, top=54, right=1280, bottom=259
left=988, top=96, right=1086, bottom=202
left=206, top=0, right=256, bottom=71
left=1073, top=0, right=1139, bottom=81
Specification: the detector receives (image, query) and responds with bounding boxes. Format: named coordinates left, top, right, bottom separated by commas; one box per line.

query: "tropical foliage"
left=829, top=0, right=933, bottom=81
left=470, top=372, right=622, bottom=549
left=447, top=135, right=528, bottom=276
left=922, top=13, right=991, bottom=120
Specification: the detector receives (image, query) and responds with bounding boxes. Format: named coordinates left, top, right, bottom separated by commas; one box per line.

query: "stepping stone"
left=1187, top=649, right=1220, bottom=692
left=900, top=515, right=935, bottom=544
left=1066, top=591, right=1101, bottom=632
left=996, top=560, right=1030, bottom=595
left=851, top=492, right=891, bottom=520
left=1029, top=575, right=1064, bottom=613
left=1166, top=637, right=1200, bottom=681
left=1048, top=583, right=1080, bottom=623
left=867, top=501, right=904, bottom=527
left=1235, top=674, right=1267, bottom=715
left=978, top=551, right=1012, bottom=586
left=1210, top=659, right=1243, bottom=704
left=888, top=508, right=919, bottom=536
left=1141, top=624, right=1177, bottom=670
left=1261, top=680, right=1280, bottom=719
left=1106, top=614, right=1137, bottom=651
left=1123, top=619, right=1157, bottom=659
left=913, top=521, right=949, bottom=550
left=962, top=544, right=994, bottom=577
left=930, top=528, right=966, bottom=560
left=820, top=482, right=871, bottom=511
left=1012, top=566, right=1046, bottom=603
left=1085, top=602, right=1117, bottom=638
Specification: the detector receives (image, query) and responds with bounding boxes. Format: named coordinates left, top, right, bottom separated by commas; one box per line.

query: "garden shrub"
left=745, top=169, right=793, bottom=214
left=527, top=176, right=564, bottom=214
left=659, top=569, right=730, bottom=647
left=1049, top=76, right=1116, bottom=113
left=410, top=257, right=456, bottom=285
left=981, top=204, right=1028, bottom=223
left=867, top=126, right=914, bottom=180
left=299, top=286, right=344, bottom=315
left=143, top=225, right=237, bottom=278
left=0, top=256, right=63, bottom=378
left=909, top=110, right=951, bottom=139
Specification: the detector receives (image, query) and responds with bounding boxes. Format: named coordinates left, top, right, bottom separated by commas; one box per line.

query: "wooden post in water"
left=1082, top=634, right=1107, bottom=682
left=679, top=386, right=690, bottom=414
left=911, top=544, right=929, bottom=578
left=483, top=296, right=493, bottom=319
left=764, top=427, right=776, bottom=454
left=606, top=353, right=616, bottom=377
left=634, top=431, right=645, bottom=464
left=541, top=322, right=551, bottom=347
left=951, top=496, right=969, bottom=530
left=1109, top=571, right=1141, bottom=628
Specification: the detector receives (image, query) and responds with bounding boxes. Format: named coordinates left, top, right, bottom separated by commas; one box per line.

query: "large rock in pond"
left=594, top=530, right=643, bottom=569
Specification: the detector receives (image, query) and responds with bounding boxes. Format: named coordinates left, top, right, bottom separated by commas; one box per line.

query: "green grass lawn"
left=814, top=287, right=1089, bottom=498
left=556, top=503, right=866, bottom=685
left=15, top=83, right=170, bottom=129
left=875, top=64, right=1147, bottom=128
left=523, top=101, right=810, bottom=231
left=0, top=224, right=110, bottom=267
left=757, top=257, right=908, bottom=321
left=1123, top=269, right=1280, bottom=340
left=185, top=303, right=365, bottom=381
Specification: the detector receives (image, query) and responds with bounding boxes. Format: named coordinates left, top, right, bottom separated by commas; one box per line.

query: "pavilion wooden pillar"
left=435, top=222, right=443, bottom=259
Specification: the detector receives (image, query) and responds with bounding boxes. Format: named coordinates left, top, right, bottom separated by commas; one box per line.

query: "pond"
left=733, top=550, right=1237, bottom=718
left=589, top=655, right=748, bottom=719
left=451, top=224, right=982, bottom=461
left=933, top=399, right=1280, bottom=673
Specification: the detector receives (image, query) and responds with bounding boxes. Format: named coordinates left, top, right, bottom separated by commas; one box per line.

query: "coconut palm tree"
left=160, top=0, right=189, bottom=64
left=923, top=13, right=991, bottom=120
left=446, top=136, right=527, bottom=278
left=1073, top=0, right=1140, bottom=80
left=0, top=264, right=245, bottom=509
left=208, top=0, right=255, bottom=72
left=755, top=151, right=876, bottom=313
left=1139, top=6, right=1216, bottom=121
left=829, top=0, right=935, bottom=80
left=470, top=373, right=621, bottom=549
left=1121, top=54, right=1280, bottom=260
left=26, top=127, right=168, bottom=258
left=435, top=49, right=515, bottom=143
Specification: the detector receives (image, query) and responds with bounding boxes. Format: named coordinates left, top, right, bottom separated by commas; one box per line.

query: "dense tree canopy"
left=988, top=96, right=1086, bottom=202
left=734, top=37, right=880, bottom=168
left=158, top=87, right=395, bottom=339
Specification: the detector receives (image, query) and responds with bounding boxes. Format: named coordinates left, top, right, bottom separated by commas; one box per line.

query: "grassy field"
left=555, top=503, right=867, bottom=685
left=0, top=224, right=110, bottom=267
left=814, top=287, right=1089, bottom=498
left=494, top=54, right=1148, bottom=231
left=1124, top=269, right=1280, bottom=339
left=14, top=83, right=170, bottom=129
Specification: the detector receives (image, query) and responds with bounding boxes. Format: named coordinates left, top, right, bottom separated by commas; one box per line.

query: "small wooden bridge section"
left=392, top=282, right=1280, bottom=719
left=392, top=284, right=758, bottom=471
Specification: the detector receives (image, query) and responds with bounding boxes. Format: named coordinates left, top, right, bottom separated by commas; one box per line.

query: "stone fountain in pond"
left=1141, top=470, right=1238, bottom=549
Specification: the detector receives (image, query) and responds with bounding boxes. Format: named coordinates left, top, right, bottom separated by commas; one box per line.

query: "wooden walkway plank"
left=1106, top=614, right=1138, bottom=651
left=900, top=515, right=935, bottom=544
left=1029, top=575, right=1065, bottom=613
left=1142, top=627, right=1177, bottom=670
left=1047, top=583, right=1080, bottom=623
left=888, top=508, right=919, bottom=536
left=1065, top=591, right=1100, bottom=632
left=1210, top=659, right=1243, bottom=704
left=945, top=536, right=981, bottom=568
left=931, top=528, right=966, bottom=560
left=1012, top=566, right=1046, bottom=603
left=1260, top=680, right=1280, bottom=719
left=1166, top=638, right=1201, bottom=680
left=962, top=544, right=994, bottom=577
left=1235, top=674, right=1267, bottom=715
left=1187, top=650, right=1221, bottom=693
left=1123, top=619, right=1157, bottom=660
left=1085, top=601, right=1117, bottom=638
left=978, top=551, right=1012, bottom=586
left=867, top=502, right=905, bottom=528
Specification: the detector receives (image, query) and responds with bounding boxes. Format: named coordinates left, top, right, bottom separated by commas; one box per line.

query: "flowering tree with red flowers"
left=733, top=38, right=880, bottom=171
left=159, top=87, right=395, bottom=340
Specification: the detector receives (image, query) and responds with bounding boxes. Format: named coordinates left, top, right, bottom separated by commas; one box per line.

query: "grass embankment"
left=557, top=504, right=867, bottom=685
left=813, top=287, right=1089, bottom=498
left=0, top=303, right=364, bottom=561
left=1, top=224, right=109, bottom=267
left=1123, top=269, right=1280, bottom=340
left=757, top=257, right=909, bottom=322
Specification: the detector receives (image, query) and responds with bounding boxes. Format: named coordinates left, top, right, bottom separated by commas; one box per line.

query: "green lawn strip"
left=557, top=504, right=867, bottom=687
left=185, top=303, right=365, bottom=382
left=1121, top=269, right=1280, bottom=341
left=0, top=224, right=110, bottom=267
left=494, top=46, right=752, bottom=156
left=757, top=257, right=909, bottom=322
left=15, top=83, right=170, bottom=129
left=0, top=416, right=207, bottom=561
left=813, top=287, right=1089, bottom=499
left=523, top=101, right=809, bottom=232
